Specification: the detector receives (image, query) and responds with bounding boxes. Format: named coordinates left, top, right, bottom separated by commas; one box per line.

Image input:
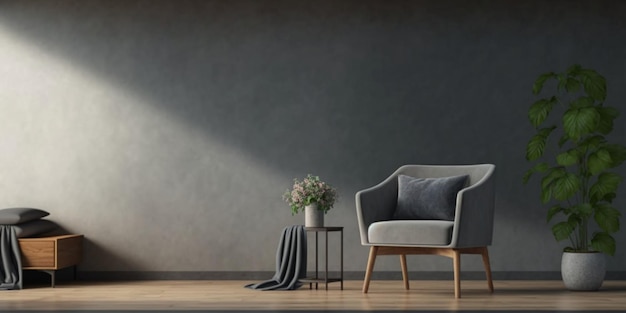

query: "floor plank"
left=0, top=280, right=624, bottom=311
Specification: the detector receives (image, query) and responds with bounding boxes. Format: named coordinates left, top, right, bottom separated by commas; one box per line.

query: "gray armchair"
left=356, top=164, right=495, bottom=298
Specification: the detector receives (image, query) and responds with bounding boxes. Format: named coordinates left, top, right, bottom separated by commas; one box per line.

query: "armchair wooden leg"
left=481, top=247, right=494, bottom=293
left=452, top=249, right=461, bottom=299
left=363, top=246, right=378, bottom=293
left=400, top=254, right=409, bottom=290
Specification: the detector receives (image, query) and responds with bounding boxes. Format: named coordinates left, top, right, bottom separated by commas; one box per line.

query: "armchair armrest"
left=355, top=176, right=398, bottom=245
left=449, top=165, right=495, bottom=248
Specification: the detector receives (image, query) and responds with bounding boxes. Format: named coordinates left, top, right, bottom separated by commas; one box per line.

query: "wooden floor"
left=0, top=280, right=625, bottom=311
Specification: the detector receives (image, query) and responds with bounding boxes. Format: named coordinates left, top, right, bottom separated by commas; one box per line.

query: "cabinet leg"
left=42, top=270, right=56, bottom=288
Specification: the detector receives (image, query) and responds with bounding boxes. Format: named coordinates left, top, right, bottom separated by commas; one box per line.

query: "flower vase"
left=305, top=203, right=324, bottom=227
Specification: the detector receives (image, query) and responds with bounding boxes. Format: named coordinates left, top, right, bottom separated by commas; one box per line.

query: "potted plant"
left=523, top=64, right=626, bottom=290
left=283, top=174, right=338, bottom=227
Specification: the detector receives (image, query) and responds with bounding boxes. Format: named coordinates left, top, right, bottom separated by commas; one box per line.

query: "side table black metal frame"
left=300, top=226, right=343, bottom=290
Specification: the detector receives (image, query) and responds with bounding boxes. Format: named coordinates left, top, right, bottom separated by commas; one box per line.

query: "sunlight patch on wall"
left=0, top=24, right=295, bottom=270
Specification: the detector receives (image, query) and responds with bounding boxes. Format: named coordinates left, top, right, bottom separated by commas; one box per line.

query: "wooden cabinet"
left=18, top=234, right=83, bottom=287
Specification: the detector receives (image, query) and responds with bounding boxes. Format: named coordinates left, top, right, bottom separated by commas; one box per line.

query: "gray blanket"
left=0, top=226, right=22, bottom=290
left=245, top=225, right=307, bottom=290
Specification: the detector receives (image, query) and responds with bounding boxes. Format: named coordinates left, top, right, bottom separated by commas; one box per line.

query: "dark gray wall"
left=0, top=0, right=624, bottom=277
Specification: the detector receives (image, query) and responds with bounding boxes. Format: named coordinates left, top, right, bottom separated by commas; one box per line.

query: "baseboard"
left=75, top=271, right=626, bottom=281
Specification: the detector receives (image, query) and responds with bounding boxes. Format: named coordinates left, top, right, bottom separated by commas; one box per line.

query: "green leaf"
left=540, top=168, right=570, bottom=203
left=557, top=74, right=567, bottom=91
left=533, top=72, right=556, bottom=94
left=597, top=106, right=619, bottom=134
left=525, top=126, right=556, bottom=161
left=557, top=134, right=569, bottom=148
left=603, top=144, right=626, bottom=168
left=567, top=64, right=582, bottom=75
left=522, top=170, right=531, bottom=184
left=590, top=232, right=616, bottom=255
left=563, top=106, right=600, bottom=140
left=528, top=98, right=555, bottom=128
left=590, top=172, right=621, bottom=202
left=570, top=96, right=595, bottom=109
left=523, top=162, right=550, bottom=184
left=541, top=188, right=552, bottom=204
left=556, top=149, right=579, bottom=167
left=541, top=167, right=565, bottom=188
left=565, top=77, right=580, bottom=92
left=567, top=214, right=582, bottom=226
left=578, top=135, right=605, bottom=151
left=588, top=149, right=613, bottom=175
left=594, top=203, right=621, bottom=233
left=552, top=221, right=575, bottom=241
left=526, top=136, right=545, bottom=161
left=602, top=192, right=617, bottom=203
left=552, top=172, right=581, bottom=201
left=580, top=69, right=607, bottom=101
left=571, top=203, right=593, bottom=217
left=547, top=205, right=563, bottom=223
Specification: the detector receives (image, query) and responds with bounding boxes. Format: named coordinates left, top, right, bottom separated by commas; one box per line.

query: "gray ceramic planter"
left=304, top=204, right=324, bottom=227
left=561, top=252, right=606, bottom=291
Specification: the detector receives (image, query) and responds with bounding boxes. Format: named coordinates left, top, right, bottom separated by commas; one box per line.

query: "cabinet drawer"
left=20, top=241, right=55, bottom=268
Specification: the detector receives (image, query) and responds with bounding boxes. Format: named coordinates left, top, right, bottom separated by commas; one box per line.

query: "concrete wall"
left=1, top=0, right=624, bottom=278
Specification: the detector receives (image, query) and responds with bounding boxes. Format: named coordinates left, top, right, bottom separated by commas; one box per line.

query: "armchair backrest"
left=394, top=164, right=492, bottom=187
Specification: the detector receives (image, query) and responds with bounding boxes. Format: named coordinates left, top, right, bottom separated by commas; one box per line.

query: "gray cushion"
left=368, top=220, right=454, bottom=246
left=13, top=219, right=59, bottom=238
left=0, top=208, right=49, bottom=225
left=393, top=174, right=468, bottom=221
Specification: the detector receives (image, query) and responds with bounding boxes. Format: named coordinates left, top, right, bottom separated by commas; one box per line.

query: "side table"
left=300, top=226, right=343, bottom=290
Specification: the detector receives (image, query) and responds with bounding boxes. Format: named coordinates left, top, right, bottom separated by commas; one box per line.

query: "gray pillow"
left=393, top=174, right=469, bottom=221
left=13, top=219, right=59, bottom=238
left=0, top=208, right=50, bottom=225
